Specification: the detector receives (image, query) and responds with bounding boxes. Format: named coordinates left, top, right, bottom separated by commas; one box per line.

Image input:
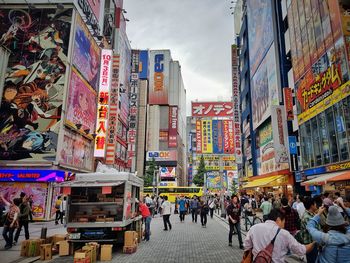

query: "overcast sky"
left=123, top=0, right=235, bottom=115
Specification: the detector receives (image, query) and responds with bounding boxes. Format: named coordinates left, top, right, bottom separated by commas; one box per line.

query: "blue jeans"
left=144, top=216, right=152, bottom=241
left=229, top=221, right=243, bottom=247
left=3, top=226, right=15, bottom=247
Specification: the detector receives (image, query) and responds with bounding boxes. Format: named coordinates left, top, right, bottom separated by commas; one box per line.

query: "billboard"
left=72, top=14, right=100, bottom=90
left=223, top=120, right=234, bottom=154
left=283, top=88, right=294, bottom=121
left=247, top=0, right=274, bottom=76
left=58, top=128, right=94, bottom=171
left=196, top=120, right=202, bottom=153
left=191, top=102, right=233, bottom=117
left=146, top=151, right=177, bottom=162
left=202, top=120, right=213, bottom=153
left=94, top=49, right=112, bottom=158
left=206, top=171, right=228, bottom=190
left=159, top=167, right=176, bottom=178
left=168, top=106, right=178, bottom=148
left=139, top=50, right=149, bottom=79
left=65, top=69, right=97, bottom=132
left=0, top=170, right=64, bottom=182
left=212, top=120, right=224, bottom=154
left=149, top=50, right=170, bottom=104
left=0, top=8, right=72, bottom=162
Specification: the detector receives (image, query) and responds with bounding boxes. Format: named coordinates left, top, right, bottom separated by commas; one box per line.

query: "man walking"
left=208, top=196, right=215, bottom=219
left=177, top=196, right=187, bottom=222
left=161, top=196, right=172, bottom=231
left=226, top=195, right=243, bottom=249
left=14, top=196, right=31, bottom=245
left=190, top=196, right=199, bottom=223
left=260, top=197, right=272, bottom=221
left=200, top=199, right=209, bottom=227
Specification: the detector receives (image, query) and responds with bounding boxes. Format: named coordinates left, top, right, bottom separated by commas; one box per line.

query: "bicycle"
left=243, top=210, right=263, bottom=231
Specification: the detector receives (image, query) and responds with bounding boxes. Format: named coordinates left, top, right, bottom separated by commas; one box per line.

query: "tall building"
left=145, top=50, right=187, bottom=186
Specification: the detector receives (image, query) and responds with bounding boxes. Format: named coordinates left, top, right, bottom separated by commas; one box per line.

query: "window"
left=344, top=96, right=350, bottom=151
left=318, top=112, right=331, bottom=164
left=326, top=108, right=339, bottom=163
left=300, top=124, right=309, bottom=169
left=305, top=121, right=314, bottom=167
left=334, top=102, right=349, bottom=161
left=311, top=117, right=322, bottom=166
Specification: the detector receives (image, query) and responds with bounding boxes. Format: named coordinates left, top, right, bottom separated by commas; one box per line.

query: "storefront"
left=0, top=169, right=65, bottom=221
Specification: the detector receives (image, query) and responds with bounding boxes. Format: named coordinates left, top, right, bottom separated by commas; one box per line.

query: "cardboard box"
left=123, top=245, right=137, bottom=254
left=57, top=240, right=69, bottom=256
left=86, top=242, right=100, bottom=262
left=21, top=239, right=45, bottom=257
left=40, top=244, right=52, bottom=260
left=74, top=250, right=91, bottom=263
left=100, top=244, right=113, bottom=261
left=53, top=234, right=67, bottom=244
left=124, top=231, right=138, bottom=247
left=20, top=240, right=29, bottom=257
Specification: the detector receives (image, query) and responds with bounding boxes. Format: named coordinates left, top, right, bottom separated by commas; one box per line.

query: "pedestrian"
left=200, top=199, right=209, bottom=227
left=161, top=196, right=172, bottom=231
left=157, top=196, right=163, bottom=215
left=14, top=196, right=31, bottom=245
left=190, top=196, right=199, bottom=223
left=54, top=196, right=62, bottom=225
left=294, top=197, right=319, bottom=263
left=215, top=195, right=220, bottom=214
left=251, top=195, right=257, bottom=212
left=1, top=195, right=20, bottom=249
left=307, top=205, right=350, bottom=263
left=322, top=192, right=333, bottom=207
left=20, top=192, right=26, bottom=203
left=273, top=195, right=282, bottom=209
left=280, top=197, right=299, bottom=236
left=138, top=199, right=152, bottom=241
left=333, top=192, right=344, bottom=216
left=28, top=195, right=34, bottom=222
left=174, top=197, right=179, bottom=214
left=296, top=195, right=306, bottom=219
left=260, top=197, right=272, bottom=221
left=60, top=196, right=67, bottom=225
left=208, top=196, right=215, bottom=219
left=177, top=196, right=187, bottom=222
left=226, top=195, right=243, bottom=249
left=243, top=209, right=315, bottom=263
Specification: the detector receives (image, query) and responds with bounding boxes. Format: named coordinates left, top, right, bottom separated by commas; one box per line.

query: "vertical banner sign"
left=94, top=49, right=112, bottom=157
left=202, top=120, right=213, bottom=153
left=223, top=120, right=230, bottom=154
left=212, top=120, right=224, bottom=154
left=168, top=106, right=178, bottom=148
left=196, top=120, right=202, bottom=153
left=127, top=50, right=140, bottom=170
left=283, top=87, right=294, bottom=121
left=271, top=106, right=289, bottom=168
left=228, top=120, right=235, bottom=154
left=106, top=55, right=120, bottom=164
left=231, top=45, right=242, bottom=163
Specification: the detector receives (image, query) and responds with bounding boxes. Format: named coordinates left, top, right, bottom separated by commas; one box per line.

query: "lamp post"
left=220, top=155, right=227, bottom=218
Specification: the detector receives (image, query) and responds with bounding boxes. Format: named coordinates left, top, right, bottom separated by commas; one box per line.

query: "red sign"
left=196, top=120, right=202, bottom=153
left=283, top=88, right=294, bottom=121
left=168, top=106, right=178, bottom=148
left=191, top=102, right=233, bottom=117
left=223, top=120, right=234, bottom=154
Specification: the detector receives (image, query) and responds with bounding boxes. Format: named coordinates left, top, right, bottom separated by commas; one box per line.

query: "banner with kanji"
left=192, top=102, right=233, bottom=117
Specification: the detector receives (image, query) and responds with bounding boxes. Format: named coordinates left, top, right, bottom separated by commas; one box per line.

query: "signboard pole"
left=220, top=155, right=226, bottom=217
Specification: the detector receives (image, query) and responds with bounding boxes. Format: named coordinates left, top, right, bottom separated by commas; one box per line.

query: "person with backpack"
left=199, top=199, right=209, bottom=227
left=243, top=209, right=315, bottom=263
left=307, top=205, right=350, bottom=263
left=1, top=195, right=20, bottom=249
left=13, top=196, right=31, bottom=245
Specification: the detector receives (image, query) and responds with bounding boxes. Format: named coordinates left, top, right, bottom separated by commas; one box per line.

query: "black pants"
left=229, top=221, right=243, bottom=246
left=191, top=208, right=198, bottom=222
left=179, top=211, right=186, bottom=221
left=14, top=220, right=29, bottom=242
left=200, top=213, right=207, bottom=226
left=61, top=211, right=65, bottom=224
left=55, top=210, right=61, bottom=224
left=3, top=226, right=16, bottom=247
left=163, top=214, right=172, bottom=230
left=209, top=208, right=214, bottom=218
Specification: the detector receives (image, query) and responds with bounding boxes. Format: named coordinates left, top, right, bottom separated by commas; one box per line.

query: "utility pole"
left=220, top=155, right=226, bottom=217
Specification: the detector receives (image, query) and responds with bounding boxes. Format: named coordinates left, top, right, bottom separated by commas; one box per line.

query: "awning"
left=55, top=181, right=124, bottom=187
left=242, top=175, right=284, bottom=189
left=301, top=171, right=345, bottom=186
left=327, top=171, right=350, bottom=182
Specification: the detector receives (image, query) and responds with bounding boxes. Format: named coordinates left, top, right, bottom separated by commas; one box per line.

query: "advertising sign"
left=232, top=45, right=242, bottom=163
left=72, top=14, right=100, bottom=90
left=66, top=69, right=97, bottom=132
left=159, top=167, right=176, bottom=178
left=146, top=151, right=177, bottom=162
left=251, top=59, right=270, bottom=129
left=106, top=55, right=120, bottom=164
left=289, top=136, right=297, bottom=155
left=58, top=128, right=94, bottom=171
left=212, top=120, right=224, bottom=154
left=223, top=120, right=234, bottom=154
left=160, top=130, right=168, bottom=141
left=206, top=171, right=228, bottom=190
left=0, top=170, right=64, bottom=182
left=0, top=8, right=72, bottom=162
left=341, top=6, right=350, bottom=65
left=149, top=50, right=170, bottom=105
left=139, top=50, right=149, bottom=79
left=168, top=106, right=178, bottom=148
left=202, top=120, right=213, bottom=153
left=196, top=120, right=202, bottom=153
left=266, top=43, right=280, bottom=106
left=191, top=102, right=233, bottom=117
left=283, top=88, right=294, bottom=121
left=247, top=0, right=274, bottom=76
left=259, top=122, right=273, bottom=147
left=328, top=0, right=343, bottom=44
left=87, top=0, right=101, bottom=22
left=271, top=106, right=289, bottom=168
left=94, top=49, right=112, bottom=158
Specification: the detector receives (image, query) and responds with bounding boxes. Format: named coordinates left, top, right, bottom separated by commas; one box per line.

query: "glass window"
left=300, top=124, right=309, bottom=169
left=326, top=108, right=339, bottom=163
left=344, top=96, right=350, bottom=151
left=334, top=102, right=349, bottom=161
left=305, top=121, right=314, bottom=167
left=311, top=117, right=322, bottom=166
left=318, top=112, right=331, bottom=164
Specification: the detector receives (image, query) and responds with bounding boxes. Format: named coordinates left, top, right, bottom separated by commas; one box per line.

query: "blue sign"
left=295, top=171, right=302, bottom=183
left=139, top=50, right=149, bottom=79
left=212, top=120, right=224, bottom=154
left=289, top=136, right=297, bottom=155
left=0, top=170, right=65, bottom=182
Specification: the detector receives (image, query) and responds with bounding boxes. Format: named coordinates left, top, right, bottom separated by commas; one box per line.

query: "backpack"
left=253, top=228, right=281, bottom=263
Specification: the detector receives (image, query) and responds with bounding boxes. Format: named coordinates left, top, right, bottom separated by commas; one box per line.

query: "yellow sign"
left=222, top=156, right=235, bottom=161
left=298, top=80, right=350, bottom=124
left=327, top=160, right=350, bottom=172
left=201, top=120, right=213, bottom=153
left=205, top=165, right=220, bottom=170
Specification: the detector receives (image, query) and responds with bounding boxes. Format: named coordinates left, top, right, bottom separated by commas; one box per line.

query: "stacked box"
left=57, top=240, right=70, bottom=256
left=86, top=242, right=100, bottom=262
left=100, top=244, right=113, bottom=261
left=20, top=239, right=45, bottom=257
left=123, top=245, right=137, bottom=254
left=74, top=250, right=91, bottom=263
left=40, top=244, right=52, bottom=260
left=124, top=231, right=138, bottom=247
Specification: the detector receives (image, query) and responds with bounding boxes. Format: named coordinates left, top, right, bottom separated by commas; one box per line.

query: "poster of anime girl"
left=0, top=8, right=72, bottom=161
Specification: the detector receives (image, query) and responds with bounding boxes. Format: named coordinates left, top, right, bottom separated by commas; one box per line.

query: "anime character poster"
left=65, top=69, right=97, bottom=132
left=0, top=8, right=72, bottom=161
left=72, top=14, right=100, bottom=90
left=58, top=128, right=94, bottom=171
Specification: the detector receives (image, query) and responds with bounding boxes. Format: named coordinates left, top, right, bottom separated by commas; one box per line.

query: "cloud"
left=124, top=0, right=234, bottom=115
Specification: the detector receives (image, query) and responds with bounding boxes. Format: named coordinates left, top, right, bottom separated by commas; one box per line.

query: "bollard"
left=40, top=227, right=47, bottom=240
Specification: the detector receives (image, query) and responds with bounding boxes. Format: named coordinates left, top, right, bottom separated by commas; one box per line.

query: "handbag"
left=241, top=249, right=253, bottom=263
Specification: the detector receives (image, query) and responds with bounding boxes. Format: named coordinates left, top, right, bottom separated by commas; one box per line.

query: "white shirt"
left=161, top=201, right=171, bottom=215
left=244, top=220, right=306, bottom=263
left=296, top=202, right=305, bottom=218
left=60, top=200, right=67, bottom=212
left=145, top=196, right=153, bottom=205
left=335, top=197, right=344, bottom=213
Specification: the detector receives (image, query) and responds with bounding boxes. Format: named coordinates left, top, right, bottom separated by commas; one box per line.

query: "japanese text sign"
left=191, top=102, right=233, bottom=117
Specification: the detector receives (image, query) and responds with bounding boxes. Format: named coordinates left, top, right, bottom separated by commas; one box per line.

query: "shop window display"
left=311, top=117, right=322, bottom=166
left=334, top=102, right=349, bottom=161
left=326, top=108, right=339, bottom=163
left=318, top=112, right=331, bottom=164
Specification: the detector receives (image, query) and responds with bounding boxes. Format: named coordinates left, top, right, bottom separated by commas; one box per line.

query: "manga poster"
left=72, top=14, right=100, bottom=90
left=0, top=8, right=72, bottom=161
